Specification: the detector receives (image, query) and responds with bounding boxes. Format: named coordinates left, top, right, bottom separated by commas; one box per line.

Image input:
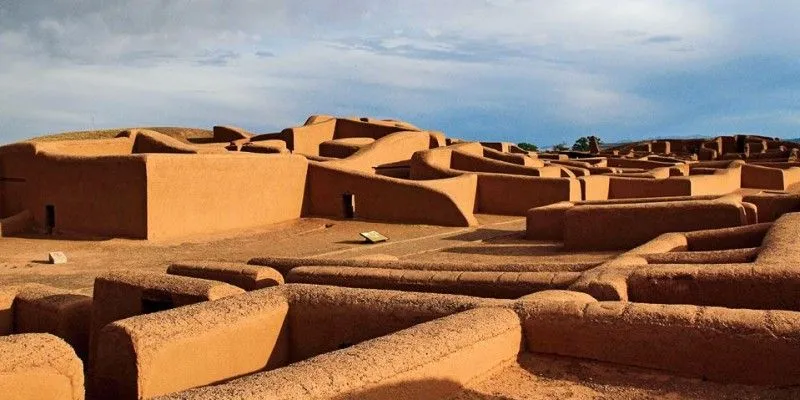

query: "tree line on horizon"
left=517, top=136, right=601, bottom=153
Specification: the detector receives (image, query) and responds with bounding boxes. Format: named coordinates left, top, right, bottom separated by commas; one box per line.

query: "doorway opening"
left=342, top=193, right=356, bottom=219
left=45, top=205, right=55, bottom=234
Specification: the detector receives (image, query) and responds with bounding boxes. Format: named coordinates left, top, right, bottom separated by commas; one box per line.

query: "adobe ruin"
left=2, top=116, right=800, bottom=399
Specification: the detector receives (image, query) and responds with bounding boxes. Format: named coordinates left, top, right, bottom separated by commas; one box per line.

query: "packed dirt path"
left=0, top=214, right=615, bottom=294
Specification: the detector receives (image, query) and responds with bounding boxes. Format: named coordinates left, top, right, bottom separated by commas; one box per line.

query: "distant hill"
left=786, top=138, right=800, bottom=143
left=27, top=127, right=213, bottom=143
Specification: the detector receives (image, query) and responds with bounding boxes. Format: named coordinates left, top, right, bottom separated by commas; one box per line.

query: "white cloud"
left=0, top=1, right=797, bottom=144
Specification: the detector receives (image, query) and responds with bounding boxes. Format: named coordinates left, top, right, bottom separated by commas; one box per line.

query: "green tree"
left=553, top=142, right=569, bottom=151
left=517, top=142, right=538, bottom=152
left=572, top=136, right=603, bottom=152
left=572, top=137, right=590, bottom=151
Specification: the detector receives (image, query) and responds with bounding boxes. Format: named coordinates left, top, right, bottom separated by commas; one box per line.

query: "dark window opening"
left=342, top=193, right=355, bottom=219
left=45, top=205, right=55, bottom=234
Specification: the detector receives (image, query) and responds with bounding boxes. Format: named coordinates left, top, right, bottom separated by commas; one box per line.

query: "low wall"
left=92, top=284, right=506, bottom=399
left=562, top=196, right=749, bottom=250
left=0, top=333, right=84, bottom=400
left=476, top=174, right=580, bottom=215
left=517, top=290, right=800, bottom=385
left=89, top=271, right=244, bottom=366
left=286, top=266, right=579, bottom=299
left=323, top=131, right=431, bottom=173
left=11, top=284, right=92, bottom=359
left=303, top=162, right=478, bottom=226
left=451, top=150, right=558, bottom=177
left=626, top=263, right=800, bottom=310
left=248, top=256, right=598, bottom=274
left=157, top=307, right=521, bottom=400
left=167, top=262, right=284, bottom=291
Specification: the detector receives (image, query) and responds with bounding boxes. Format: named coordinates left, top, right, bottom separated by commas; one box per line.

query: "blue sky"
left=0, top=0, right=798, bottom=146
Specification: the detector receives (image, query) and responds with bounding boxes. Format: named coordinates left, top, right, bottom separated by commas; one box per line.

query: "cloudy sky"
left=0, top=0, right=798, bottom=146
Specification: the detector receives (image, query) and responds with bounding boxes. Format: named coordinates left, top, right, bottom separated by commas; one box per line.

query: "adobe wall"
left=742, top=163, right=800, bottom=190
left=144, top=154, right=308, bottom=240
left=303, top=162, right=478, bottom=226
left=89, top=271, right=245, bottom=367
left=450, top=150, right=561, bottom=177
left=475, top=174, right=580, bottom=215
left=280, top=118, right=336, bottom=155
left=167, top=262, right=284, bottom=291
left=157, top=307, right=521, bottom=400
left=286, top=266, right=580, bottom=298
left=517, top=290, right=800, bottom=385
left=0, top=333, right=84, bottom=400
left=93, top=284, right=507, bottom=399
left=607, top=175, right=691, bottom=198
left=93, top=288, right=289, bottom=400
left=248, top=255, right=598, bottom=275
left=563, top=196, right=748, bottom=250
left=482, top=147, right=542, bottom=166
left=282, top=285, right=507, bottom=362
left=11, top=284, right=92, bottom=359
left=625, top=263, right=800, bottom=310
left=8, top=150, right=149, bottom=237
left=323, top=131, right=431, bottom=173
left=34, top=137, right=135, bottom=156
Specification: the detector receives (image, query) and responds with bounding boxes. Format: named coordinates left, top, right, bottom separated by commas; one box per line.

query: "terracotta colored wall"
left=248, top=255, right=598, bottom=275
left=286, top=266, right=579, bottom=299
left=92, top=288, right=289, bottom=400
left=482, top=147, right=543, bottom=166
left=562, top=196, right=748, bottom=250
left=89, top=271, right=245, bottom=369
left=303, top=162, right=477, bottom=226
left=333, top=118, right=409, bottom=140
left=12, top=284, right=92, bottom=359
left=94, top=284, right=505, bottom=400
left=450, top=150, right=560, bottom=177
left=742, top=192, right=800, bottom=222
left=144, top=154, right=308, bottom=240
left=283, top=285, right=505, bottom=362
left=280, top=118, right=336, bottom=155
left=475, top=174, right=580, bottom=215
left=0, top=333, right=84, bottom=400
left=684, top=222, right=771, bottom=250
left=324, top=131, right=431, bottom=173
left=517, top=290, right=800, bottom=385
left=606, top=158, right=677, bottom=169
left=158, top=306, right=520, bottom=400
left=167, top=262, right=284, bottom=291
left=742, top=163, right=800, bottom=190
left=27, top=154, right=148, bottom=238
left=607, top=176, right=691, bottom=199
left=35, top=137, right=134, bottom=156
left=626, top=263, right=800, bottom=310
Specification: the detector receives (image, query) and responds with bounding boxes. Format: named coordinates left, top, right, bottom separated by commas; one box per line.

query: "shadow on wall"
left=332, top=378, right=516, bottom=400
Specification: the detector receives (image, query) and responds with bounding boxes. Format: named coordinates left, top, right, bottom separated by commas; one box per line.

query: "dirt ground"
left=0, top=215, right=793, bottom=399
left=0, top=214, right=610, bottom=294
left=457, top=354, right=800, bottom=400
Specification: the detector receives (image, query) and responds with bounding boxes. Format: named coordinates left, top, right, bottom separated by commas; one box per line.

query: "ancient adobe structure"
left=3, top=116, right=800, bottom=399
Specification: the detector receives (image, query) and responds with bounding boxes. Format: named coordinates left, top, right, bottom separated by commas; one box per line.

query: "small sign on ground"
left=359, top=231, right=389, bottom=244
left=48, top=252, right=67, bottom=264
